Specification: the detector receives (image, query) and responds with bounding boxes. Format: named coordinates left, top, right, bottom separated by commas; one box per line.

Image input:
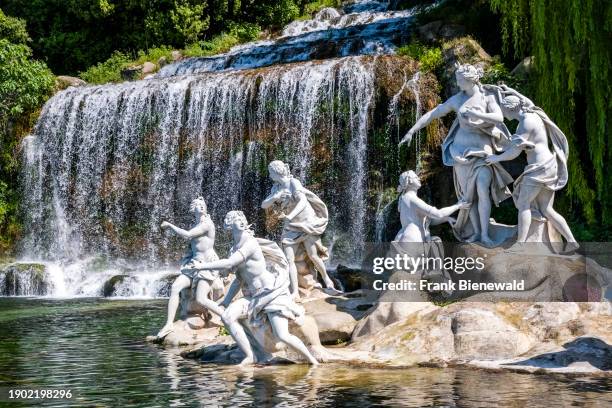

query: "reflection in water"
left=0, top=298, right=609, bottom=407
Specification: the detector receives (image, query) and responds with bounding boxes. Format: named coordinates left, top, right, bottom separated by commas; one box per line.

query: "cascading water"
left=18, top=57, right=377, bottom=296
left=9, top=0, right=436, bottom=297
left=156, top=0, right=437, bottom=77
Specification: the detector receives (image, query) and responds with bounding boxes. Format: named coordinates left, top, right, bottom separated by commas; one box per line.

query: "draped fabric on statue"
left=510, top=107, right=570, bottom=243
left=246, top=238, right=305, bottom=327
left=511, top=107, right=569, bottom=200
left=281, top=180, right=330, bottom=260
left=441, top=117, right=515, bottom=245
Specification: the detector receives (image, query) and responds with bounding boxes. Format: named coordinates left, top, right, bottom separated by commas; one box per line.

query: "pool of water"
left=0, top=298, right=609, bottom=407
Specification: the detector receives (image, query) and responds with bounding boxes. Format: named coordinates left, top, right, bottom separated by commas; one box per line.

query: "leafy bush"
left=481, top=61, right=511, bottom=85
left=0, top=8, right=29, bottom=45
left=397, top=43, right=442, bottom=72
left=183, top=33, right=240, bottom=58
left=79, top=51, right=131, bottom=84
left=183, top=23, right=261, bottom=58
left=0, top=25, right=54, bottom=255
left=133, top=46, right=174, bottom=66
left=419, top=47, right=443, bottom=72
left=0, top=39, right=54, bottom=119
left=303, top=0, right=342, bottom=16
left=227, top=22, right=261, bottom=43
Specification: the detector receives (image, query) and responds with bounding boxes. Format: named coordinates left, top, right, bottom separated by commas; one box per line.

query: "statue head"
left=268, top=160, right=291, bottom=182
left=499, top=94, right=522, bottom=119
left=398, top=170, right=421, bottom=192
left=455, top=64, right=484, bottom=92
left=190, top=196, right=207, bottom=215
left=224, top=210, right=254, bottom=235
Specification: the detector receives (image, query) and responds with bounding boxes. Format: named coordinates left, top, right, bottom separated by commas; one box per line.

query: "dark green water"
left=0, top=298, right=609, bottom=407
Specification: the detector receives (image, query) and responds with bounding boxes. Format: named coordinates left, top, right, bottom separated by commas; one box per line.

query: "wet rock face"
left=0, top=263, right=48, bottom=296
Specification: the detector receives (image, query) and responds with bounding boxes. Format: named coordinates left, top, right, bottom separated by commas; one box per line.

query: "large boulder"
left=303, top=295, right=367, bottom=343
left=350, top=300, right=611, bottom=371
left=439, top=37, right=492, bottom=97
left=142, top=61, right=156, bottom=75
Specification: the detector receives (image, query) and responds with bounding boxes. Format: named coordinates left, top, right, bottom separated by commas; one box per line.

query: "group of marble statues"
left=157, top=161, right=331, bottom=365
left=155, top=63, right=577, bottom=365
left=398, top=63, right=576, bottom=251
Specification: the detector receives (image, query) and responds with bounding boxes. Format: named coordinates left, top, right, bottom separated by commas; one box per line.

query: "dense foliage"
left=490, top=0, right=612, bottom=237
left=1, top=0, right=332, bottom=75
left=0, top=10, right=54, bottom=255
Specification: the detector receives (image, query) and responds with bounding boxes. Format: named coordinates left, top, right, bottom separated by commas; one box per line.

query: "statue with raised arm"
left=395, top=170, right=469, bottom=243
left=156, top=197, right=224, bottom=339
left=261, top=160, right=335, bottom=297
left=191, top=210, right=319, bottom=366
left=485, top=85, right=578, bottom=251
left=400, top=64, right=514, bottom=247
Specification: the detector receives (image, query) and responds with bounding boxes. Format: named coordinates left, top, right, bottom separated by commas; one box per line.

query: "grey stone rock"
left=142, top=61, right=156, bottom=74
left=171, top=50, right=182, bottom=61
left=56, top=75, right=86, bottom=89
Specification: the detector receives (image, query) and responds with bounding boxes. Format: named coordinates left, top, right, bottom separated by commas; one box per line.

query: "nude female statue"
left=156, top=197, right=224, bottom=339
left=261, top=160, right=335, bottom=297
left=400, top=64, right=514, bottom=247
left=485, top=85, right=577, bottom=250
left=190, top=210, right=319, bottom=366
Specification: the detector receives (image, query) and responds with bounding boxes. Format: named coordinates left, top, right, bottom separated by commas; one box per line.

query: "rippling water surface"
left=0, top=298, right=609, bottom=407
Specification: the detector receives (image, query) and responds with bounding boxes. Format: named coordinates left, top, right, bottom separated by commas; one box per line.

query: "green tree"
left=0, top=8, right=30, bottom=45
left=171, top=0, right=210, bottom=44
left=0, top=11, right=55, bottom=255
left=490, top=0, right=612, bottom=233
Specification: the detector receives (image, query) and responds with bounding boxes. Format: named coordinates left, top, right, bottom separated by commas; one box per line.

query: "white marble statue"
left=485, top=85, right=577, bottom=250
left=261, top=160, right=335, bottom=297
left=400, top=64, right=514, bottom=247
left=156, top=197, right=224, bottom=339
left=395, top=170, right=469, bottom=243
left=191, top=210, right=319, bottom=366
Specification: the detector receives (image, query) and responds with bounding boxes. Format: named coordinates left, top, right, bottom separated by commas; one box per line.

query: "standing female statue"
left=400, top=64, right=514, bottom=247
left=261, top=160, right=336, bottom=297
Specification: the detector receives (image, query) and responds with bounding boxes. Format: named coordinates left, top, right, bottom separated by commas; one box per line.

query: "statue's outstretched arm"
left=413, top=196, right=465, bottom=221
left=486, top=118, right=533, bottom=164
left=161, top=222, right=206, bottom=240
left=399, top=97, right=455, bottom=146
left=192, top=250, right=245, bottom=272
left=486, top=145, right=521, bottom=164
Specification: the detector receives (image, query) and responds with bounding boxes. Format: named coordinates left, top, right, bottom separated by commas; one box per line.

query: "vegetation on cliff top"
left=1, top=0, right=340, bottom=76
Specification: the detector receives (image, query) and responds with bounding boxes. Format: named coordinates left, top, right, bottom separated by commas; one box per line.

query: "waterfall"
left=10, top=0, right=439, bottom=297
left=18, top=56, right=380, bottom=295
left=407, top=71, right=423, bottom=171
left=155, top=1, right=435, bottom=77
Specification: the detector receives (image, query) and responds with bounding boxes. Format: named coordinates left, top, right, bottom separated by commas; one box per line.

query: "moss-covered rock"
left=102, top=274, right=129, bottom=297
left=0, top=262, right=48, bottom=296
